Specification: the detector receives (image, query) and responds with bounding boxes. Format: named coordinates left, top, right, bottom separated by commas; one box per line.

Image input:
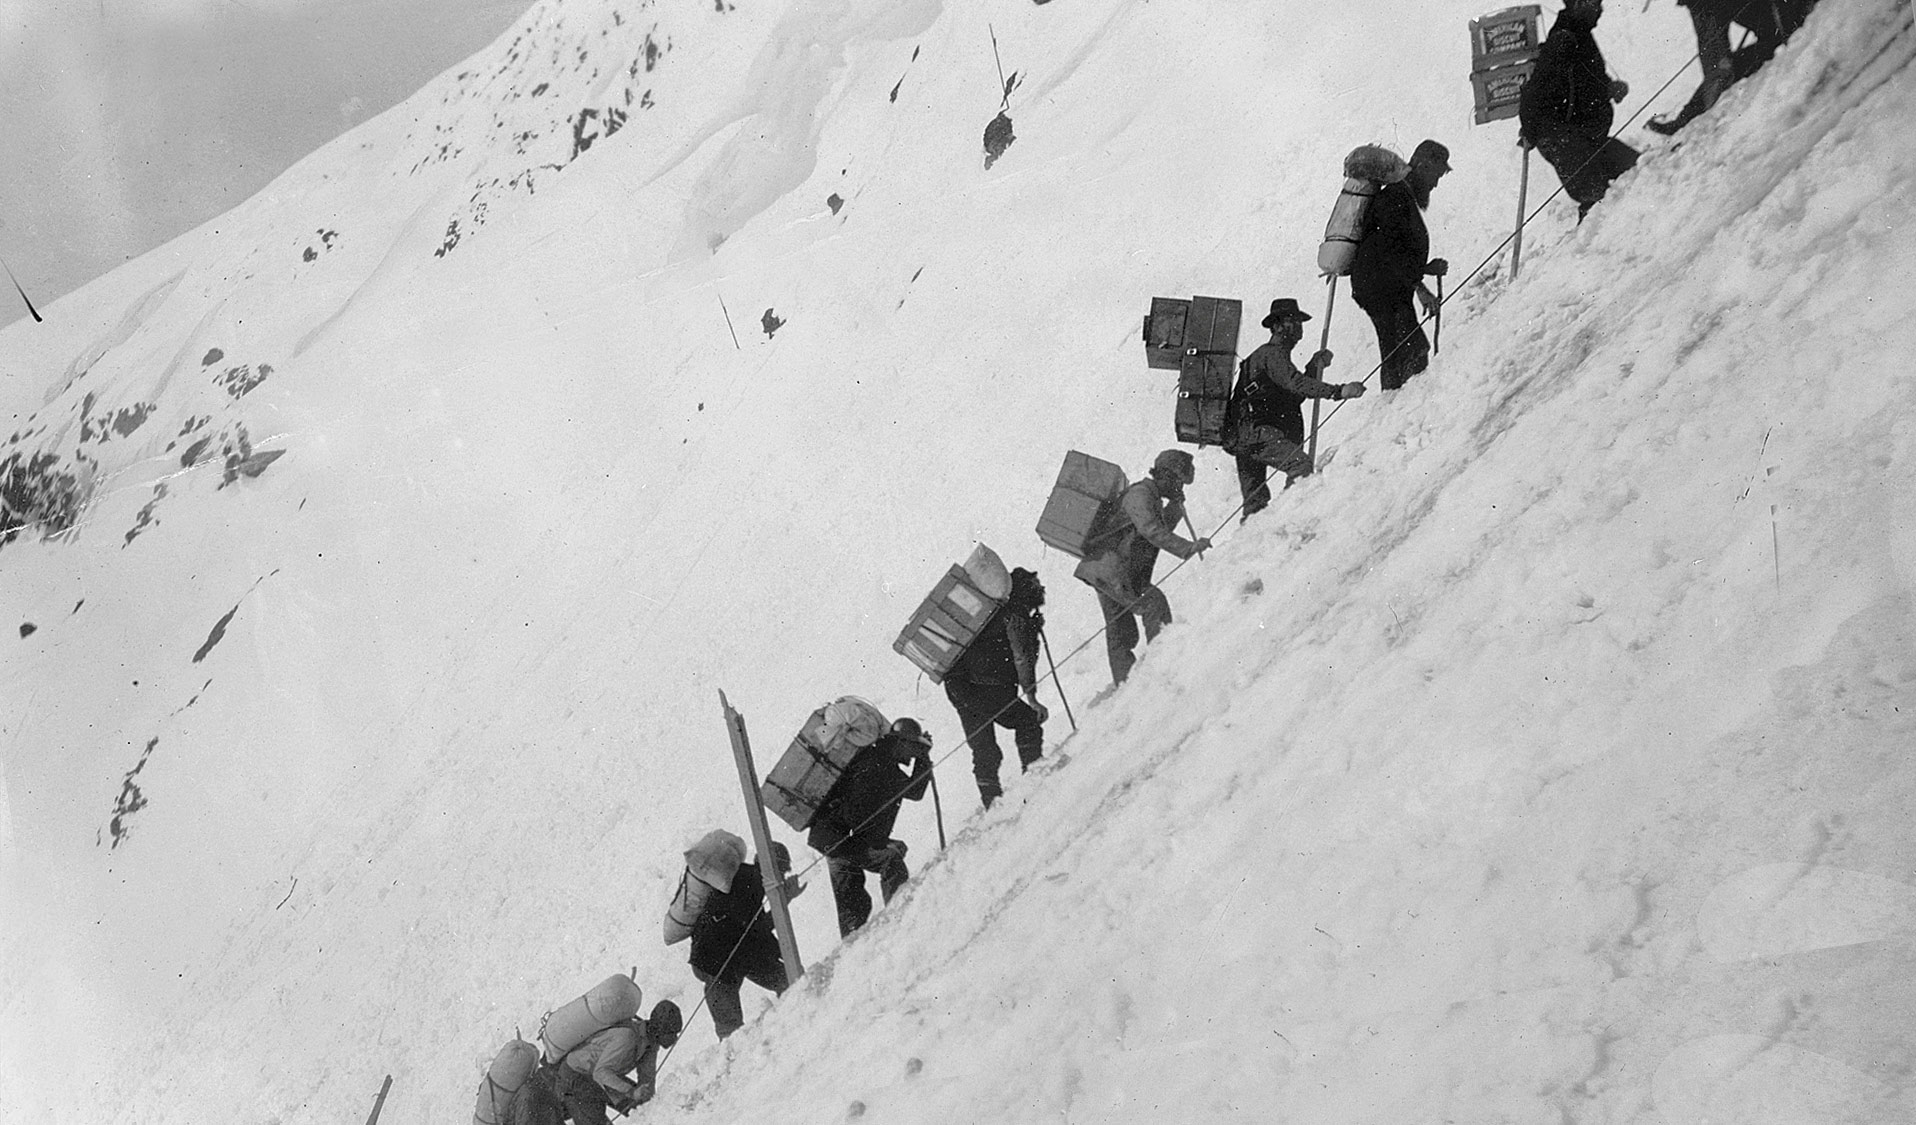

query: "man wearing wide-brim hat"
left=1222, top=298, right=1366, bottom=518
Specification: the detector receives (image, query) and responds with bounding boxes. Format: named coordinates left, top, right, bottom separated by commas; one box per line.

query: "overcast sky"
left=0, top=0, right=535, bottom=331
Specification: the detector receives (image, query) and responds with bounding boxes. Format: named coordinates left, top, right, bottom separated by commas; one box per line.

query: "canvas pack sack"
left=760, top=696, right=890, bottom=831
left=473, top=1037, right=540, bottom=1125
left=664, top=829, right=748, bottom=944
left=1317, top=144, right=1410, bottom=276
left=893, top=543, right=1013, bottom=683
left=1036, top=451, right=1129, bottom=559
left=538, top=973, right=643, bottom=1063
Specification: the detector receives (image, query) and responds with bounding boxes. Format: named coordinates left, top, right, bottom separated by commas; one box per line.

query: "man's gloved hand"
left=1337, top=382, right=1368, bottom=400
left=1424, top=258, right=1448, bottom=278
left=609, top=1092, right=639, bottom=1115
left=634, top=1083, right=655, bottom=1106
left=1610, top=78, right=1629, bottom=102
left=1517, top=133, right=1535, bottom=151
left=1190, top=537, right=1213, bottom=555
left=1020, top=692, right=1050, bottom=724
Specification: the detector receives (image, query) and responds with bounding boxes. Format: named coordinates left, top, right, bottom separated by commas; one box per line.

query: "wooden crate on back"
left=1143, top=295, right=1243, bottom=447
left=893, top=544, right=1012, bottom=683
left=1036, top=451, right=1130, bottom=559
left=759, top=696, right=889, bottom=831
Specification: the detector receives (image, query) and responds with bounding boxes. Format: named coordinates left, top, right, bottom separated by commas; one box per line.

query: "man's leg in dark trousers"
left=1665, top=4, right=1735, bottom=128
left=697, top=933, right=789, bottom=1037
left=1006, top=700, right=1044, bottom=770
left=876, top=847, right=911, bottom=903
left=1236, top=426, right=1313, bottom=521
left=1137, top=586, right=1173, bottom=642
left=1098, top=590, right=1140, bottom=684
left=1234, top=454, right=1271, bottom=518
left=1535, top=130, right=1639, bottom=218
left=554, top=1069, right=613, bottom=1125
left=694, top=966, right=747, bottom=1039
left=737, top=931, right=791, bottom=995
left=1361, top=295, right=1429, bottom=390
left=827, top=854, right=874, bottom=936
left=1590, top=138, right=1640, bottom=206
left=945, top=677, right=1009, bottom=804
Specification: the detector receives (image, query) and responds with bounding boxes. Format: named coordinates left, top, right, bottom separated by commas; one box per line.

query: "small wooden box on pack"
left=893, top=545, right=1010, bottom=683
left=1036, top=451, right=1129, bottom=558
left=1469, top=6, right=1543, bottom=124
left=1142, top=297, right=1190, bottom=370
left=1177, top=297, right=1242, bottom=447
left=760, top=697, right=888, bottom=832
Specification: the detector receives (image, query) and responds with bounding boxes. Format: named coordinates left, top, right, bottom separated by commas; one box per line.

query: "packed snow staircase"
left=2, top=1, right=1914, bottom=1123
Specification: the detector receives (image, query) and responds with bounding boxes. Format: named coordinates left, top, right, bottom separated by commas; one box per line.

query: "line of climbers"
left=468, top=4, right=1830, bottom=1118
left=1523, top=0, right=1822, bottom=218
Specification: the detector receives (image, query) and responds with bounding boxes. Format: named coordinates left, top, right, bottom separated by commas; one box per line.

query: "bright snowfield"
left=3, top=0, right=1915, bottom=1122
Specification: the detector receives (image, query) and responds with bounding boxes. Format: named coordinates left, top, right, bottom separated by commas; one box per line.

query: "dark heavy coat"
left=689, top=861, right=777, bottom=979
left=1227, top=341, right=1341, bottom=446
left=1349, top=180, right=1430, bottom=309
left=1520, top=9, right=1615, bottom=140
left=806, top=737, right=931, bottom=858
left=945, top=595, right=1040, bottom=693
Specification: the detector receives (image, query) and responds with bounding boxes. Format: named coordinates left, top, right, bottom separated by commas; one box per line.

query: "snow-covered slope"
left=4, top=0, right=1913, bottom=1122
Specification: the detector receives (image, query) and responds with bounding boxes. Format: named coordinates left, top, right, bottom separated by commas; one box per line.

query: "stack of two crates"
left=1469, top=6, right=1544, bottom=124
left=1143, top=295, right=1243, bottom=447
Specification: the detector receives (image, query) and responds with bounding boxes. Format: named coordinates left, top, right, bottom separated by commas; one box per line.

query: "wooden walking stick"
left=1512, top=143, right=1531, bottom=279
left=1039, top=629, right=1077, bottom=733
left=927, top=769, right=948, bottom=848
left=363, top=1076, right=393, bottom=1125
left=1182, top=513, right=1207, bottom=558
left=1433, top=275, right=1443, bottom=354
left=1308, top=275, right=1339, bottom=466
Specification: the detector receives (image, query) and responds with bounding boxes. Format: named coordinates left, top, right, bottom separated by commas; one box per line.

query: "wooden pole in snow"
left=1182, top=513, right=1206, bottom=558
left=363, top=1075, right=393, bottom=1125
left=719, top=691, right=804, bottom=985
left=0, top=252, right=42, bottom=323
left=1040, top=630, right=1077, bottom=734
left=1512, top=145, right=1531, bottom=280
left=927, top=771, right=948, bottom=848
left=1308, top=275, right=1339, bottom=467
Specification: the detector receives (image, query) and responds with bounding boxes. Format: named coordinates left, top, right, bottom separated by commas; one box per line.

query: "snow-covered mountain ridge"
left=4, top=0, right=1914, bottom=1122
